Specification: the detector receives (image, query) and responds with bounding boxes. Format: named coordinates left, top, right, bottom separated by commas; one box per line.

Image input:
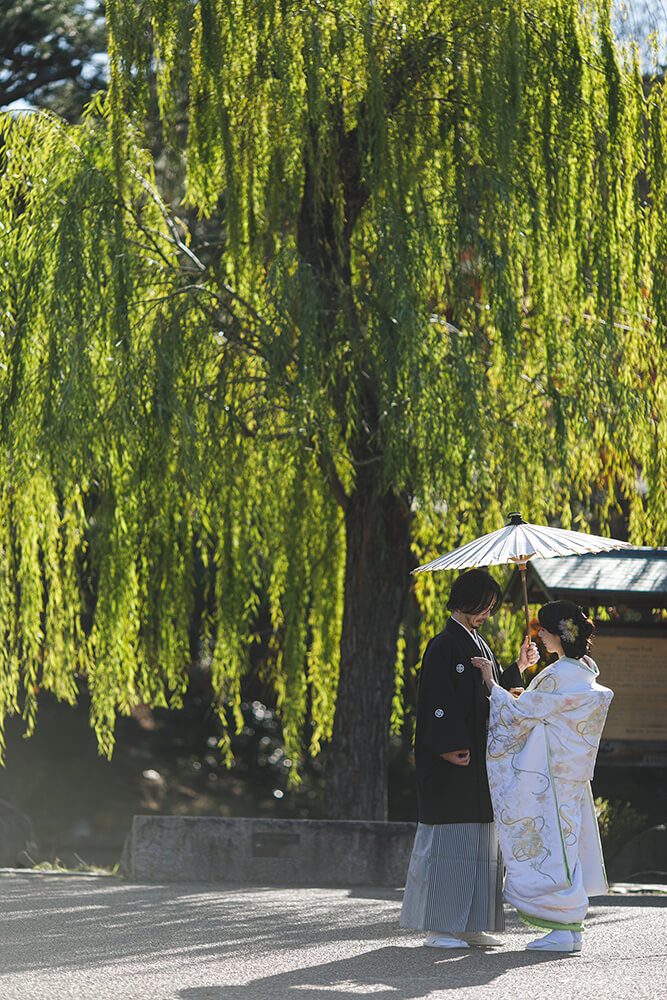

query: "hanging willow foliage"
left=0, top=1, right=664, bottom=814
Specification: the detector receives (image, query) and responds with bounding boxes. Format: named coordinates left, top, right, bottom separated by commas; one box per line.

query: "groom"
left=400, top=568, right=538, bottom=948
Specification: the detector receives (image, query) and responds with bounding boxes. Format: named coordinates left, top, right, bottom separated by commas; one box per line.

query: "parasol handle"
left=518, top=562, right=530, bottom=638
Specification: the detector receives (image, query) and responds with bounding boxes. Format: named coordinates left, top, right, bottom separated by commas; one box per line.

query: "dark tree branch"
left=316, top=449, right=350, bottom=512
left=0, top=60, right=83, bottom=107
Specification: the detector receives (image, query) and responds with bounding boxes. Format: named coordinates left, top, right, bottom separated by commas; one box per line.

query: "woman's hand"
left=441, top=749, right=471, bottom=766
left=471, top=656, right=495, bottom=690
left=518, top=635, right=539, bottom=672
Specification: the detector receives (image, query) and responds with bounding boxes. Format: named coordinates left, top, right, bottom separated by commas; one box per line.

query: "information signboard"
left=595, top=633, right=667, bottom=742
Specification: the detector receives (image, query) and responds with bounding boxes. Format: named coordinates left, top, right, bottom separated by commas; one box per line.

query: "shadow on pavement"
left=0, top=873, right=662, bottom=994
left=0, top=877, right=409, bottom=975
left=177, top=945, right=567, bottom=1000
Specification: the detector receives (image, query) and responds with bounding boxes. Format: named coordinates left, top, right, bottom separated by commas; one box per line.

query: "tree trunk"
left=297, top=108, right=415, bottom=819
left=323, top=468, right=414, bottom=820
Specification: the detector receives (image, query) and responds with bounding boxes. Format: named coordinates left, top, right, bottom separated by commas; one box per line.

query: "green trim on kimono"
left=543, top=720, right=572, bottom=885
left=519, top=911, right=584, bottom=932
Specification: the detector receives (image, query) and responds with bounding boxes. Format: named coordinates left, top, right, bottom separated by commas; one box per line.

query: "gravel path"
left=0, top=874, right=664, bottom=999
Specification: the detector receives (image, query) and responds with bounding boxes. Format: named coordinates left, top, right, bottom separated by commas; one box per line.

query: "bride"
left=472, top=600, right=613, bottom=954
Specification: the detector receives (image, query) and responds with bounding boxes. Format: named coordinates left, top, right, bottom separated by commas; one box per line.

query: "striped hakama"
left=400, top=822, right=505, bottom=933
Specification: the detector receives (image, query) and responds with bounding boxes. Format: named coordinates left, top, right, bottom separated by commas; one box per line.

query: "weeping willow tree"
left=0, top=0, right=665, bottom=818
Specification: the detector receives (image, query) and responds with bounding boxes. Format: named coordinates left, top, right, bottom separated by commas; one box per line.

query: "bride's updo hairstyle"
left=537, top=601, right=596, bottom=659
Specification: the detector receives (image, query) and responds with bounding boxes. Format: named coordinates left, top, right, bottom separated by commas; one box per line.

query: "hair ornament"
left=558, top=618, right=579, bottom=643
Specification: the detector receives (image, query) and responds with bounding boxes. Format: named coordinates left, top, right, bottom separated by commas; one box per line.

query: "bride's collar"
left=556, top=655, right=598, bottom=675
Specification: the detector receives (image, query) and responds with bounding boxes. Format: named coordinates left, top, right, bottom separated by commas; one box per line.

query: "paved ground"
left=0, top=873, right=664, bottom=1000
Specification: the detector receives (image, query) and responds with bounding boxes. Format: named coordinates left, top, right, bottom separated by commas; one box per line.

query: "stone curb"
left=122, top=816, right=416, bottom=885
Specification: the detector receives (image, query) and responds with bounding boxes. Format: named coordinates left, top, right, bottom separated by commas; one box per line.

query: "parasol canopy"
left=413, top=512, right=633, bottom=633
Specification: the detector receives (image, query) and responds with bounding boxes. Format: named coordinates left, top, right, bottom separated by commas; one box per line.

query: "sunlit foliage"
left=0, top=2, right=664, bottom=813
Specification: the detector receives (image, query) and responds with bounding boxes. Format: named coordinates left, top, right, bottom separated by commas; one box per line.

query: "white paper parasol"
left=413, top=512, right=633, bottom=633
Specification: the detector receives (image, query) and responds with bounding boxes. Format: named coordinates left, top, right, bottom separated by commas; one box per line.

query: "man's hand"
left=441, top=749, right=471, bottom=766
left=518, top=635, right=539, bottom=672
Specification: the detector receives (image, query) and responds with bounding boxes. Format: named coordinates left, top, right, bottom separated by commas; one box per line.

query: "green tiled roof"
left=525, top=548, right=667, bottom=606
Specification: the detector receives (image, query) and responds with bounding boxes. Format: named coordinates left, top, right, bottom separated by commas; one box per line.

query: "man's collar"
left=449, top=616, right=482, bottom=647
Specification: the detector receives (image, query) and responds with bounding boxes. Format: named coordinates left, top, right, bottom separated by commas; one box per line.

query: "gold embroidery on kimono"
left=486, top=656, right=613, bottom=931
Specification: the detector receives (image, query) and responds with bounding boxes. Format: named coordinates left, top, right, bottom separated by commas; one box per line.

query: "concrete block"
left=122, top=816, right=416, bottom=885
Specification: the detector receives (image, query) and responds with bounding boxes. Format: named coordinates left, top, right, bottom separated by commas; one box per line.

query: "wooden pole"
left=519, top=562, right=530, bottom=637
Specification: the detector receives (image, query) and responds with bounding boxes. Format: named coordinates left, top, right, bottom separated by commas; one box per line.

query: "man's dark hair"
left=446, top=568, right=502, bottom=615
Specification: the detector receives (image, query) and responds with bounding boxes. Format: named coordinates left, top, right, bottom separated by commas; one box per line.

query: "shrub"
left=595, top=797, right=649, bottom=861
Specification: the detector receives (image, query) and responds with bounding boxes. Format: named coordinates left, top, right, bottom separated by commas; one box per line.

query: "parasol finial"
left=507, top=511, right=526, bottom=526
